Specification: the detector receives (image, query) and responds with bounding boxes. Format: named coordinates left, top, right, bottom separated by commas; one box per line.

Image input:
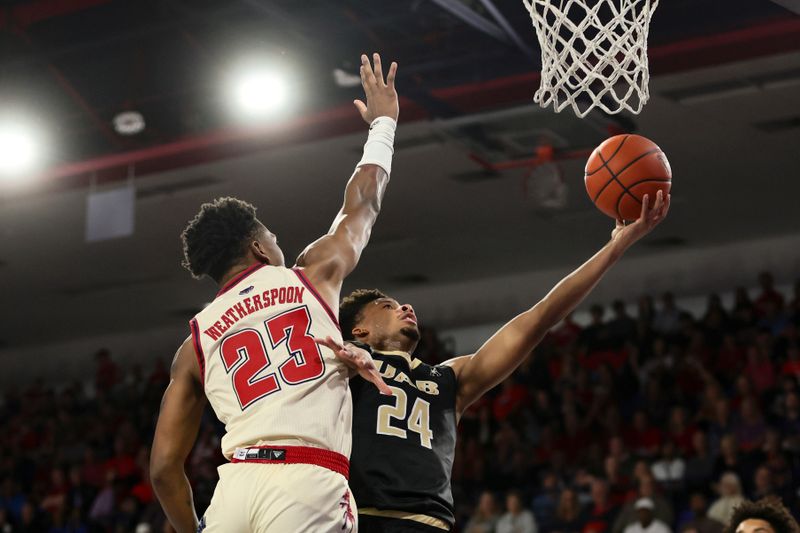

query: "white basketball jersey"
left=189, top=264, right=351, bottom=459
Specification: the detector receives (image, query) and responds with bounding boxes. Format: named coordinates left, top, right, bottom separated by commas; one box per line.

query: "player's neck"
left=217, top=260, right=264, bottom=289
left=370, top=337, right=417, bottom=354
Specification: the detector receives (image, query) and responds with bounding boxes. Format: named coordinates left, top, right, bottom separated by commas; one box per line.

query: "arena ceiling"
left=1, top=0, right=799, bottom=349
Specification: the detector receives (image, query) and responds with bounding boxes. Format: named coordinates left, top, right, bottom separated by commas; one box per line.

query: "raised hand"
left=314, top=336, right=393, bottom=396
left=611, top=189, right=670, bottom=246
left=353, top=53, right=399, bottom=124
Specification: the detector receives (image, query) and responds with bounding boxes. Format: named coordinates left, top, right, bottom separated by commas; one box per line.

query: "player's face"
left=736, top=519, right=775, bottom=533
left=254, top=223, right=285, bottom=267
left=358, top=297, right=420, bottom=343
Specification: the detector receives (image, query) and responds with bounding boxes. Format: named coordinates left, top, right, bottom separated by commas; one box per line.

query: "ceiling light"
left=0, top=120, right=43, bottom=178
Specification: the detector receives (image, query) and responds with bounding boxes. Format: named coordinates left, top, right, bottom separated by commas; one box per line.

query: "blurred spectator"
left=623, top=498, right=671, bottom=533
left=707, top=472, right=745, bottom=525
left=551, top=488, right=585, bottom=533
left=493, top=379, right=529, bottom=422
left=684, top=431, right=714, bottom=493
left=734, top=398, right=768, bottom=453
left=676, top=493, right=722, bottom=533
left=608, top=301, right=637, bottom=349
left=651, top=441, right=685, bottom=492
left=496, top=490, right=538, bottom=533
left=531, top=471, right=561, bottom=529
left=94, top=349, right=119, bottom=394
left=624, top=411, right=663, bottom=458
left=583, top=478, right=619, bottom=533
left=465, top=490, right=500, bottom=533
left=653, top=293, right=683, bottom=337
left=754, top=272, right=785, bottom=317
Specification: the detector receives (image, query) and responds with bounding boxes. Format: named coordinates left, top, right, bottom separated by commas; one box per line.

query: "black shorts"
left=358, top=514, right=449, bottom=533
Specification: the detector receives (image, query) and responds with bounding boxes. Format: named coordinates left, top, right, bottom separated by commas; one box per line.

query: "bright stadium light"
left=0, top=120, right=43, bottom=178
left=230, top=67, right=289, bottom=119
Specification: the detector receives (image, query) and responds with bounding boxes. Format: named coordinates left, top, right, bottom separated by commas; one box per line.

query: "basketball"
left=584, top=134, right=672, bottom=221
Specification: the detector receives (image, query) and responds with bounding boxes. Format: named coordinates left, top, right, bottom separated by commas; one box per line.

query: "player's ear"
left=250, top=239, right=270, bottom=264
left=352, top=327, right=368, bottom=339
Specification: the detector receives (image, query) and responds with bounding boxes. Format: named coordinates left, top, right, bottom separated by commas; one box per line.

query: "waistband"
left=230, top=445, right=349, bottom=480
left=359, top=508, right=451, bottom=530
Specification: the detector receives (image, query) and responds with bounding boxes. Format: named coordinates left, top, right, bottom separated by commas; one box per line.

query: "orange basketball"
left=584, top=134, right=672, bottom=221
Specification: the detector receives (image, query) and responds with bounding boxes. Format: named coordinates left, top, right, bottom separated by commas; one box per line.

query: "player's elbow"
left=149, top=451, right=179, bottom=488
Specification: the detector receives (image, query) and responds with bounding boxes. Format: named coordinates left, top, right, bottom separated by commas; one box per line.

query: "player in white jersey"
left=149, top=53, right=398, bottom=533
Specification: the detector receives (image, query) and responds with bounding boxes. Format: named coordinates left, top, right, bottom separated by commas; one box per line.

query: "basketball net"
left=522, top=0, right=659, bottom=117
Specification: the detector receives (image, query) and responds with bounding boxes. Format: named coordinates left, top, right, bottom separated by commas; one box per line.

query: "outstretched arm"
left=150, top=339, right=206, bottom=533
left=448, top=191, right=670, bottom=415
left=296, top=53, right=399, bottom=303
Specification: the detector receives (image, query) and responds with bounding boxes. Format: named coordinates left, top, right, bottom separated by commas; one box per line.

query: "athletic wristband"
left=356, top=116, right=397, bottom=175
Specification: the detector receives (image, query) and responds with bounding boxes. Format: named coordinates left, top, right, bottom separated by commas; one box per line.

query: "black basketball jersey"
left=349, top=347, right=458, bottom=527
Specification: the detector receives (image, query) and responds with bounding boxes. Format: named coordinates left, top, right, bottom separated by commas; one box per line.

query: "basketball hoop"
left=522, top=0, right=659, bottom=118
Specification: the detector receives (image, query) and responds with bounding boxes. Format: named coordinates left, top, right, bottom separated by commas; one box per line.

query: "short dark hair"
left=340, top=289, right=387, bottom=341
left=723, top=498, right=800, bottom=533
left=181, top=197, right=261, bottom=283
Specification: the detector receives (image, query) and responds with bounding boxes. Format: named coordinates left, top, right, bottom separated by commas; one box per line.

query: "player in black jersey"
left=317, top=191, right=670, bottom=532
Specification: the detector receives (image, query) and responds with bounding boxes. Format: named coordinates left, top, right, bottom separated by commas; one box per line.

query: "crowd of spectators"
left=0, top=272, right=798, bottom=533
left=455, top=273, right=800, bottom=533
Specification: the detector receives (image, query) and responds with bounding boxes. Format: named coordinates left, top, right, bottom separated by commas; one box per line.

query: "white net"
left=523, top=0, right=659, bottom=117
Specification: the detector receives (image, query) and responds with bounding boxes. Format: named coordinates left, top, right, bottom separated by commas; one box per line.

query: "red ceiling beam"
left=33, top=17, right=800, bottom=185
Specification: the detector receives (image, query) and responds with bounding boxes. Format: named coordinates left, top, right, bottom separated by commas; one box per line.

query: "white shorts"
left=200, top=459, right=356, bottom=532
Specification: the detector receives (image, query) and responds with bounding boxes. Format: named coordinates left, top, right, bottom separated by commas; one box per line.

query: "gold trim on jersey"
left=359, top=508, right=450, bottom=530
left=378, top=350, right=422, bottom=369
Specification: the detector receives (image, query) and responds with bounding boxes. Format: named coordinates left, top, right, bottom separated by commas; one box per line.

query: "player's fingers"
left=640, top=193, right=649, bottom=220
left=369, top=371, right=393, bottom=395
left=653, top=189, right=664, bottom=214
left=314, top=337, right=336, bottom=350
left=353, top=99, right=368, bottom=119
left=663, top=193, right=671, bottom=215
left=361, top=53, right=377, bottom=86
left=372, top=53, right=384, bottom=86
left=386, top=62, right=397, bottom=88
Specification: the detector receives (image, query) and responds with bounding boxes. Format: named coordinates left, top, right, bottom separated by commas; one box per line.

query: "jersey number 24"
left=377, top=386, right=433, bottom=449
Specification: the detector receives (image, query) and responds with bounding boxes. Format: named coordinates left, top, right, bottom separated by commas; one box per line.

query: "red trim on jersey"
left=230, top=445, right=349, bottom=479
left=189, top=318, right=205, bottom=385
left=216, top=263, right=268, bottom=297
left=291, top=268, right=341, bottom=331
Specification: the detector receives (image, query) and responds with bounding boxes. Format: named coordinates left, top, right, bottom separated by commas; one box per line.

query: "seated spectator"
left=532, top=471, right=561, bottom=529
left=551, top=488, right=585, bottom=533
left=676, top=493, right=722, bottom=533
left=623, top=498, right=672, bottom=533
left=624, top=411, right=663, bottom=458
left=583, top=478, right=619, bottom=533
left=749, top=466, right=776, bottom=501
left=608, top=300, right=637, bottom=349
left=493, top=378, right=529, bottom=422
left=707, top=472, right=745, bottom=525
left=580, top=304, right=613, bottom=353
left=754, top=272, right=785, bottom=318
left=711, top=435, right=750, bottom=487
left=654, top=292, right=683, bottom=337
left=666, top=407, right=697, bottom=456
left=651, top=441, right=686, bottom=492
left=613, top=476, right=673, bottom=533
left=734, top=398, right=768, bottom=453
left=744, top=346, right=776, bottom=395
left=465, top=490, right=500, bottom=533
left=497, top=490, right=538, bottom=533
left=685, top=431, right=714, bottom=493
